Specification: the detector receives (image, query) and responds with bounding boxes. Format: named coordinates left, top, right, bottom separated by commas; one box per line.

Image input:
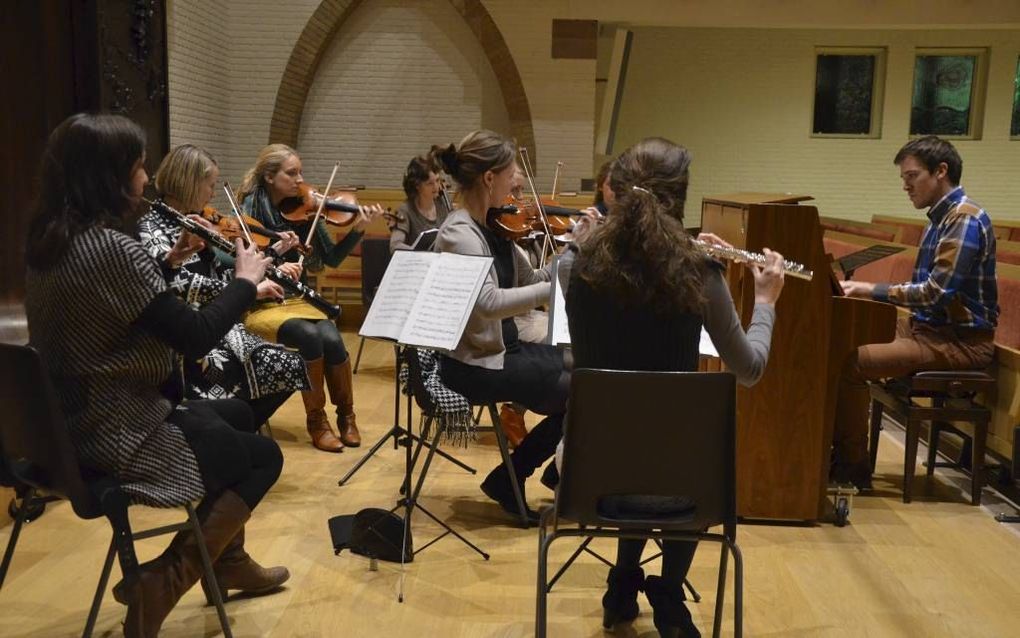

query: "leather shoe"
left=480, top=466, right=539, bottom=525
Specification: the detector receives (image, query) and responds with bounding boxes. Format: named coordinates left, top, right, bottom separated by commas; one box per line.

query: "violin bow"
left=221, top=182, right=257, bottom=247
left=518, top=147, right=554, bottom=269
left=299, top=161, right=341, bottom=267
left=550, top=161, right=563, bottom=202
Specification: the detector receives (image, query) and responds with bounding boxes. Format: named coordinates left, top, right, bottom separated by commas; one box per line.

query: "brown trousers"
left=833, top=316, right=995, bottom=464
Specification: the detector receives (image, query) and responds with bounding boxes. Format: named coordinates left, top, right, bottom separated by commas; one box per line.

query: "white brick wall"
left=615, top=27, right=1020, bottom=222
left=165, top=0, right=231, bottom=178
left=167, top=0, right=596, bottom=198
left=297, top=0, right=511, bottom=188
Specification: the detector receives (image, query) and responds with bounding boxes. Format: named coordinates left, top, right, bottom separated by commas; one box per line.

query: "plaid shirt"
left=873, top=186, right=998, bottom=330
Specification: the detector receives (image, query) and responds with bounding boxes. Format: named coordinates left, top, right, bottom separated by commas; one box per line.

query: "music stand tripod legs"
left=338, top=345, right=476, bottom=487
left=392, top=414, right=490, bottom=602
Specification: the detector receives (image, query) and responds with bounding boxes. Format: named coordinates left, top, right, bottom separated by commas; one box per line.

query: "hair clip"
left=631, top=186, right=652, bottom=195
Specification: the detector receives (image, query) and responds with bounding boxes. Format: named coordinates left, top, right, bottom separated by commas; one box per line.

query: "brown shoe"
left=325, top=358, right=361, bottom=447
left=200, top=526, right=289, bottom=604
left=303, top=357, right=344, bottom=453
left=499, top=404, right=528, bottom=448
left=120, top=491, right=250, bottom=637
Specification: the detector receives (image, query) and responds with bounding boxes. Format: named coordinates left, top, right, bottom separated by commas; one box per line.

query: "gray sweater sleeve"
left=435, top=214, right=550, bottom=321
left=701, top=267, right=776, bottom=386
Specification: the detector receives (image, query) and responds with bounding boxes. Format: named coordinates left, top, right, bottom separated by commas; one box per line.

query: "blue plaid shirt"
left=873, top=186, right=998, bottom=330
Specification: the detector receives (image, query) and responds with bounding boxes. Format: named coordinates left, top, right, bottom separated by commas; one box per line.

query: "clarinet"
left=149, top=199, right=342, bottom=319
left=693, top=239, right=814, bottom=281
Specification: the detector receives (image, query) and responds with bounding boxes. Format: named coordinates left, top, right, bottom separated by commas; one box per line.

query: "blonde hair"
left=236, top=143, right=298, bottom=201
left=154, top=144, right=217, bottom=211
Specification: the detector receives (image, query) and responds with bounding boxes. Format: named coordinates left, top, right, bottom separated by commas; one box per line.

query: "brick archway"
left=268, top=0, right=536, bottom=161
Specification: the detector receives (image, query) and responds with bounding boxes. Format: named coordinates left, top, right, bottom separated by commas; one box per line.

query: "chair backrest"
left=558, top=369, right=736, bottom=535
left=0, top=343, right=100, bottom=518
left=360, top=238, right=393, bottom=306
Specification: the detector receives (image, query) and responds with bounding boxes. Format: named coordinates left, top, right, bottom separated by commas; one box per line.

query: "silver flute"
left=694, top=239, right=813, bottom=280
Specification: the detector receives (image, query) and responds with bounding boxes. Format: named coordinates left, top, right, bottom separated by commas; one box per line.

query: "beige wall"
left=613, top=27, right=1020, bottom=223
left=167, top=1, right=1019, bottom=218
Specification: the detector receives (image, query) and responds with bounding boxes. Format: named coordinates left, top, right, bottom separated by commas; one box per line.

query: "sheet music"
left=399, top=253, right=492, bottom=350
left=359, top=251, right=437, bottom=341
left=699, top=327, right=719, bottom=358
left=547, top=256, right=571, bottom=346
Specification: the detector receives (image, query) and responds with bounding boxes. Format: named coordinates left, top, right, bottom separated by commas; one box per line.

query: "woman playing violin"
left=434, top=130, right=568, bottom=524
left=137, top=144, right=309, bottom=431
left=235, top=144, right=383, bottom=453
left=388, top=154, right=451, bottom=253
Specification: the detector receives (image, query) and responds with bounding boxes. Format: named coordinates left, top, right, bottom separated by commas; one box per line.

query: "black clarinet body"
left=150, top=200, right=342, bottom=319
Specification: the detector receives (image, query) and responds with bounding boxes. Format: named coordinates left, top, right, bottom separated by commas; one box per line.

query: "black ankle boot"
left=480, top=465, right=539, bottom=525
left=602, top=566, right=644, bottom=629
left=540, top=461, right=559, bottom=491
left=644, top=575, right=700, bottom=638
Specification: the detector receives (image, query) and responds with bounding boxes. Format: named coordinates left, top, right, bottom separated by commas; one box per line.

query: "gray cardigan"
left=434, top=209, right=551, bottom=369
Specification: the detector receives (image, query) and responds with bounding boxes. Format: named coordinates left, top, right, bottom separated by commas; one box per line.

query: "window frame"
left=1011, top=55, right=1020, bottom=141
left=810, top=46, right=887, bottom=139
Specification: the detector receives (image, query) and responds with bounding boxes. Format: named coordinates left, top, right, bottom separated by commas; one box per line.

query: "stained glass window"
left=813, top=54, right=879, bottom=135
left=910, top=52, right=984, bottom=137
left=1011, top=57, right=1020, bottom=138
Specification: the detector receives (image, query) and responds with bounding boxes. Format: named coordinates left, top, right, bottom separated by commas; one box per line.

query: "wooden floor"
left=2, top=336, right=1020, bottom=637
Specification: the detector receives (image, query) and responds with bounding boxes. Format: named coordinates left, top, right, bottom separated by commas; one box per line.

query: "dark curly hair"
left=575, top=137, right=708, bottom=314
left=402, top=155, right=436, bottom=199
left=26, top=113, right=146, bottom=270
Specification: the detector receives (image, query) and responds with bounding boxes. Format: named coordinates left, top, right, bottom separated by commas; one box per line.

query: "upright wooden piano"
left=701, top=193, right=896, bottom=522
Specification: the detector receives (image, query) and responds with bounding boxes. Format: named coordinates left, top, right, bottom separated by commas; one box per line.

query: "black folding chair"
left=353, top=238, right=392, bottom=374
left=0, top=344, right=232, bottom=638
left=537, top=369, right=742, bottom=638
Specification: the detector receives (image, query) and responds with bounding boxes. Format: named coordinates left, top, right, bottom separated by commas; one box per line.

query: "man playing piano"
left=836, top=135, right=998, bottom=488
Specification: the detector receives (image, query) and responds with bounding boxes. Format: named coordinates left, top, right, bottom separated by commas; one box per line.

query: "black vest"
left=566, top=268, right=704, bottom=372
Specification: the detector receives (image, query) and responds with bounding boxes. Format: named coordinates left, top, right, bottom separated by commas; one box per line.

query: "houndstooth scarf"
left=399, top=348, right=476, bottom=446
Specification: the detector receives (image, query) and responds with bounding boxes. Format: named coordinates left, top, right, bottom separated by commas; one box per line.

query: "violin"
left=279, top=183, right=361, bottom=227
left=486, top=203, right=539, bottom=241
left=200, top=206, right=308, bottom=254
left=148, top=199, right=341, bottom=319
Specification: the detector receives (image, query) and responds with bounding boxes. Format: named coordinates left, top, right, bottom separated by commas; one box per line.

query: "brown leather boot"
left=499, top=403, right=528, bottom=448
left=119, top=490, right=251, bottom=638
left=200, top=526, right=289, bottom=604
left=303, top=357, right=344, bottom=453
left=325, top=358, right=361, bottom=447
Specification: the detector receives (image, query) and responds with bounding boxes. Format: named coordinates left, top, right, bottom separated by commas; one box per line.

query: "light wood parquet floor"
left=1, top=336, right=1019, bottom=637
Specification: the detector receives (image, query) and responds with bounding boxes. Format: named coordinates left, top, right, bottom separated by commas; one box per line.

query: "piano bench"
left=868, top=370, right=994, bottom=505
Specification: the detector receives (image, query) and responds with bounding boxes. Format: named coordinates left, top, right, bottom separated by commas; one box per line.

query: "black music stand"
left=337, top=344, right=475, bottom=487
left=836, top=244, right=905, bottom=281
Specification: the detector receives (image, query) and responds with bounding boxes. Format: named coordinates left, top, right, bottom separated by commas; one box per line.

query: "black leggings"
left=172, top=399, right=283, bottom=510
left=617, top=539, right=698, bottom=584
left=441, top=343, right=569, bottom=477
left=277, top=318, right=348, bottom=364
left=246, top=392, right=291, bottom=431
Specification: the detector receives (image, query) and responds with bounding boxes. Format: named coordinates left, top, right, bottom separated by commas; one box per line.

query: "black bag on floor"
left=328, top=508, right=413, bottom=563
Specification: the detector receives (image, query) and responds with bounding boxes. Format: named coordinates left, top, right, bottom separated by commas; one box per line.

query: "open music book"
left=359, top=251, right=492, bottom=351
left=546, top=254, right=719, bottom=356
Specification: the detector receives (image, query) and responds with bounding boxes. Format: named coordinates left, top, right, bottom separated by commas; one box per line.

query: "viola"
left=200, top=205, right=308, bottom=253
left=279, top=183, right=361, bottom=227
